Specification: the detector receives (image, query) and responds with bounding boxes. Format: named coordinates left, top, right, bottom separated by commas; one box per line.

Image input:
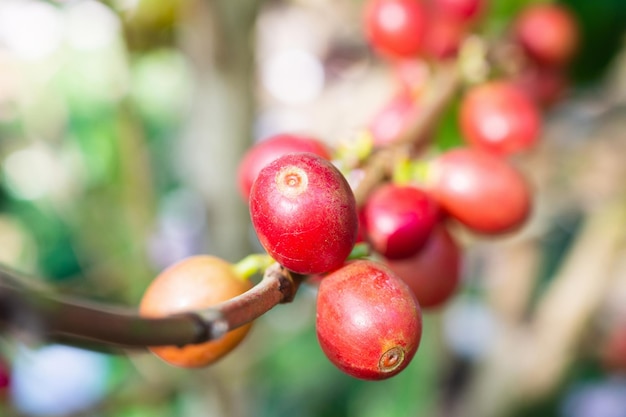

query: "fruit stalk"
left=0, top=263, right=300, bottom=350
left=353, top=62, right=462, bottom=206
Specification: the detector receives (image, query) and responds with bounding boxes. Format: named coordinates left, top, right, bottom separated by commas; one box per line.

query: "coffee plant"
left=0, top=0, right=625, bottom=416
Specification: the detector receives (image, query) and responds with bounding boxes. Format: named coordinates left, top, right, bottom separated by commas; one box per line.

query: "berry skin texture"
left=362, top=183, right=439, bottom=259
left=237, top=133, right=331, bottom=200
left=460, top=81, right=541, bottom=156
left=429, top=148, right=532, bottom=234
left=514, top=4, right=579, bottom=68
left=249, top=153, right=358, bottom=275
left=385, top=225, right=461, bottom=309
left=316, top=260, right=422, bottom=380
left=364, top=0, right=427, bottom=58
left=139, top=256, right=252, bottom=368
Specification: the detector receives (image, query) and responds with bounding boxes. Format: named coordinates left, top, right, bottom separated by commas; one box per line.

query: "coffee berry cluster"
left=139, top=0, right=579, bottom=380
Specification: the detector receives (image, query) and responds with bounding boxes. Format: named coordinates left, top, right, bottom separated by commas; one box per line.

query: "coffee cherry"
left=316, top=260, right=422, bottom=380
left=514, top=4, right=579, bottom=68
left=139, top=256, right=253, bottom=368
left=460, top=81, right=541, bottom=156
left=237, top=133, right=331, bottom=200
left=385, top=225, right=461, bottom=309
left=513, top=64, right=568, bottom=108
left=364, top=0, right=427, bottom=58
left=368, top=92, right=419, bottom=147
left=423, top=13, right=465, bottom=60
left=249, top=153, right=358, bottom=274
left=392, top=58, right=430, bottom=96
left=428, top=148, right=532, bottom=234
left=601, top=324, right=626, bottom=372
left=362, top=183, right=439, bottom=259
left=432, top=0, right=485, bottom=23
left=0, top=356, right=9, bottom=391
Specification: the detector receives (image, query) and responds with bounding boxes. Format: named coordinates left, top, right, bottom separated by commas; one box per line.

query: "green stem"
left=233, top=253, right=275, bottom=280
left=347, top=242, right=371, bottom=260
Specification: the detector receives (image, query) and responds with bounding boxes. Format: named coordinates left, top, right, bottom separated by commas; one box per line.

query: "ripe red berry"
left=428, top=148, right=532, bottom=234
left=514, top=4, right=579, bottom=68
left=316, top=260, right=422, bottom=380
left=432, top=0, right=485, bottom=23
left=392, top=58, right=430, bottom=96
left=460, top=81, right=541, bottom=156
left=513, top=64, right=568, bottom=108
left=385, top=225, right=461, bottom=309
left=364, top=0, right=428, bottom=58
left=368, top=92, right=419, bottom=146
left=249, top=153, right=358, bottom=274
left=139, top=256, right=253, bottom=368
left=601, top=323, right=626, bottom=372
left=362, top=183, right=439, bottom=259
left=423, top=13, right=465, bottom=60
left=237, top=133, right=331, bottom=200
left=0, top=357, right=9, bottom=391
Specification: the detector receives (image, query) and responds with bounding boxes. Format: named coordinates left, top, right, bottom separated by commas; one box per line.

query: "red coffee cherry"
left=423, top=13, right=466, bottom=60
left=514, top=3, right=579, bottom=68
left=432, top=0, right=485, bottom=23
left=460, top=81, right=541, bottom=156
left=428, top=148, right=532, bottom=234
left=362, top=183, right=439, bottom=259
left=0, top=356, right=9, bottom=391
left=237, top=133, right=331, bottom=200
left=601, top=323, right=626, bottom=372
left=316, top=260, right=422, bottom=380
left=364, top=0, right=428, bottom=58
left=392, top=58, right=430, bottom=96
left=385, top=225, right=461, bottom=309
left=368, top=92, right=419, bottom=147
left=249, top=153, right=358, bottom=274
left=513, top=64, right=568, bottom=108
left=139, top=256, right=253, bottom=368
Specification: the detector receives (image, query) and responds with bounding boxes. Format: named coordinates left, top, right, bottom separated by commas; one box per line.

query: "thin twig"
left=353, top=62, right=463, bottom=206
left=0, top=263, right=299, bottom=349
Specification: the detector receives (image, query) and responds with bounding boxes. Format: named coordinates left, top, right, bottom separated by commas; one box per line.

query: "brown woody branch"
left=0, top=263, right=299, bottom=350
left=353, top=61, right=463, bottom=206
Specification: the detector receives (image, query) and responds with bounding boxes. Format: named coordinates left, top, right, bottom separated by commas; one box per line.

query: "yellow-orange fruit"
left=139, top=256, right=252, bottom=368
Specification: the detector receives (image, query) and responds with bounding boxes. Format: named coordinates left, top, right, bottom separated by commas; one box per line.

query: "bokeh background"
left=0, top=0, right=625, bottom=416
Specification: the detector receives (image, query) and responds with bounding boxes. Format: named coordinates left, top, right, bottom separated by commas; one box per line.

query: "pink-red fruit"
left=428, top=148, right=532, bottom=234
left=316, top=260, right=422, bottom=380
left=249, top=153, right=358, bottom=274
left=385, top=225, right=461, bottom=309
left=362, top=183, right=439, bottom=259
left=514, top=4, right=579, bottom=67
left=432, top=0, right=485, bottom=23
left=460, top=81, right=541, bottom=156
left=364, top=0, right=428, bottom=58
left=237, top=133, right=331, bottom=200
left=368, top=92, right=419, bottom=147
